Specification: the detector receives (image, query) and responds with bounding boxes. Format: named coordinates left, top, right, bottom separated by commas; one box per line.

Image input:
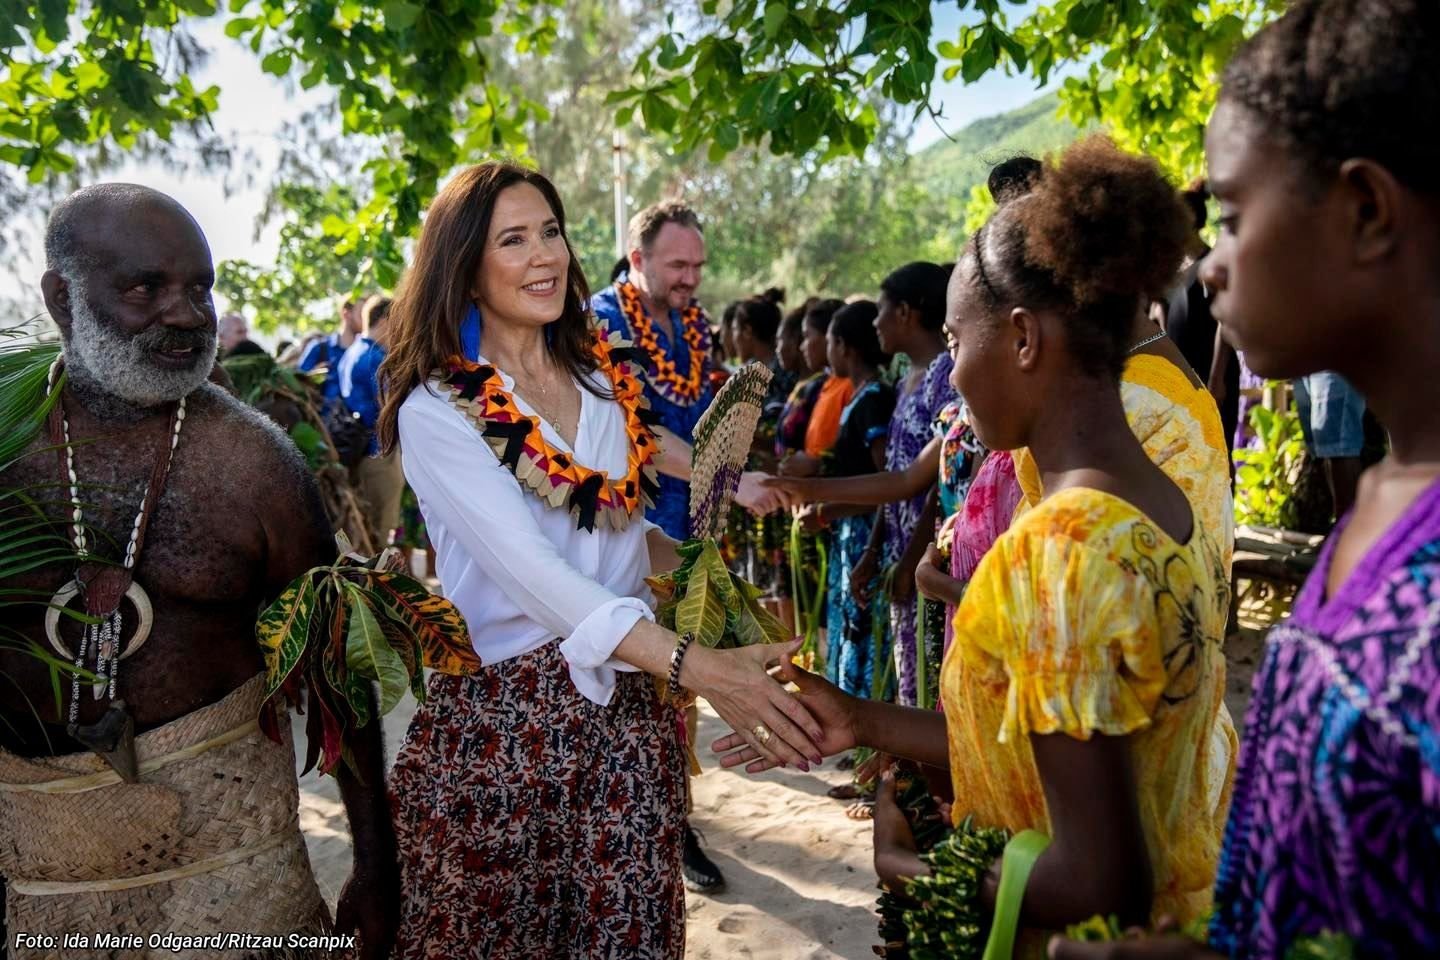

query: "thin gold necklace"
left=510, top=365, right=565, bottom=434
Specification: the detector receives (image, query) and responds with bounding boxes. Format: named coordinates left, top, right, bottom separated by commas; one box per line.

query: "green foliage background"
left=0, top=0, right=1284, bottom=332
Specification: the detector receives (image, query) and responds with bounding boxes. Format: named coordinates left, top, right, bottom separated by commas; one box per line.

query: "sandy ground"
left=297, top=699, right=881, bottom=960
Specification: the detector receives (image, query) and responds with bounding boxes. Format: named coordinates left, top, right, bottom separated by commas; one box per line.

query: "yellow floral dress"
left=942, top=486, right=1233, bottom=947
left=1014, top=353, right=1234, bottom=566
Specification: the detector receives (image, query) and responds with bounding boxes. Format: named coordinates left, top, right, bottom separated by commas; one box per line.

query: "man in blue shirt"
left=296, top=296, right=362, bottom=413
left=339, top=296, right=403, bottom=551
left=591, top=201, right=779, bottom=541
left=591, top=201, right=714, bottom=541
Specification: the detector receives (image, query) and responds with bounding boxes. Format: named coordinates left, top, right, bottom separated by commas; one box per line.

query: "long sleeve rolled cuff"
left=559, top=596, right=654, bottom=706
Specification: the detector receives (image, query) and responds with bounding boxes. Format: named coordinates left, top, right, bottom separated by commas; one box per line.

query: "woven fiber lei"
left=441, top=326, right=661, bottom=532
left=616, top=275, right=710, bottom=407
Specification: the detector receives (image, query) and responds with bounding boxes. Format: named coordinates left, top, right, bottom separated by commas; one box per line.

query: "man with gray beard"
left=0, top=185, right=397, bottom=959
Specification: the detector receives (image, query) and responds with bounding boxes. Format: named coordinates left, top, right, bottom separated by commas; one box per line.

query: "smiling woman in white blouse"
left=372, top=162, right=822, bottom=959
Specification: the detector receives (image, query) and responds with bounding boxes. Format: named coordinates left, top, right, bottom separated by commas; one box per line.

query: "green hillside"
left=911, top=92, right=1087, bottom=202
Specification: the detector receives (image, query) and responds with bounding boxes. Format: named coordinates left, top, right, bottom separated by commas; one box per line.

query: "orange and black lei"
left=616, top=277, right=710, bottom=408
left=440, top=327, right=662, bottom=533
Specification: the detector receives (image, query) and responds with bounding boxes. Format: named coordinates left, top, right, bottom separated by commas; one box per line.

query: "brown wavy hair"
left=375, top=162, right=597, bottom=454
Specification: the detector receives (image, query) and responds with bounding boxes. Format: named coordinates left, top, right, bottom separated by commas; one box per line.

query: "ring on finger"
left=752, top=723, right=772, bottom=745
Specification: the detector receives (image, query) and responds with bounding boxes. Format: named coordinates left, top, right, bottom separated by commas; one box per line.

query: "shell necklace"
left=42, top=360, right=186, bottom=779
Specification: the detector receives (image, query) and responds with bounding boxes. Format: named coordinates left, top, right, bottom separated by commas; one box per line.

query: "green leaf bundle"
left=896, top=817, right=1011, bottom=960
left=647, top=538, right=790, bottom=651
left=257, top=547, right=478, bottom=776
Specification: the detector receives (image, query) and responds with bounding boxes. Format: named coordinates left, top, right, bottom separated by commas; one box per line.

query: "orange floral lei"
left=617, top=276, right=710, bottom=407
left=440, top=327, right=661, bottom=532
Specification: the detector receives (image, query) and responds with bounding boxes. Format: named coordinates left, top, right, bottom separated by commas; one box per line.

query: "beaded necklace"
left=41, top=360, right=186, bottom=779
left=615, top=275, right=709, bottom=407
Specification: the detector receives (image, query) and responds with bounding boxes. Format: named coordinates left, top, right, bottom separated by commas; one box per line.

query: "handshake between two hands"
left=731, top=470, right=809, bottom=516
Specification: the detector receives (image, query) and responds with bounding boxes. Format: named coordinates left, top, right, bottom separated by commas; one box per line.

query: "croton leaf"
left=368, top=570, right=479, bottom=676
left=734, top=573, right=791, bottom=646
left=310, top=677, right=348, bottom=775
left=342, top=582, right=408, bottom=716
left=704, top=543, right=739, bottom=608
left=368, top=588, right=427, bottom=704
left=675, top=542, right=731, bottom=648
left=318, top=587, right=369, bottom=729
left=300, top=686, right=324, bottom=776
left=645, top=571, right=678, bottom=604
left=256, top=572, right=316, bottom=702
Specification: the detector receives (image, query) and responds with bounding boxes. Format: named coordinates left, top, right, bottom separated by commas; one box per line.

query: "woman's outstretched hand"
left=735, top=470, right=786, bottom=515
left=684, top=638, right=826, bottom=771
left=711, top=656, right=860, bottom=774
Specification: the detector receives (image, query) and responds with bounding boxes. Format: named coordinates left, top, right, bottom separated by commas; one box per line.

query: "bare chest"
left=5, top=429, right=265, bottom=604
left=0, top=425, right=273, bottom=748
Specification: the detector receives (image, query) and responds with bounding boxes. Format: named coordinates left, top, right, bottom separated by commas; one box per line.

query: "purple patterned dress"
left=1209, top=477, right=1440, bottom=958
left=882, top=352, right=957, bottom=705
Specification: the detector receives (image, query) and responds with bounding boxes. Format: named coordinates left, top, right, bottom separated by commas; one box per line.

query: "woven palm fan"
left=647, top=362, right=789, bottom=653
left=689, top=361, right=772, bottom=540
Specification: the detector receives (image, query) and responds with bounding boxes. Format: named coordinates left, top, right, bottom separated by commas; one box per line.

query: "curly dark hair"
left=1221, top=0, right=1439, bottom=194
left=1182, top=179, right=1209, bottom=231
left=966, top=135, right=1190, bottom=380
left=829, top=300, right=890, bottom=369
left=987, top=155, right=1043, bottom=205
left=879, top=262, right=951, bottom=331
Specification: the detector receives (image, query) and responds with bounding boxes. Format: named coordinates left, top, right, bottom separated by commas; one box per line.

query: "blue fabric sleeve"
left=297, top=338, right=328, bottom=373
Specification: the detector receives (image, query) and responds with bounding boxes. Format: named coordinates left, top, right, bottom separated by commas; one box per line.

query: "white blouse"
left=396, top=364, right=658, bottom=706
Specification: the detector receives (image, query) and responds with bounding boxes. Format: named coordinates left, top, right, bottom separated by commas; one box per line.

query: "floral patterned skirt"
left=388, top=642, right=687, bottom=959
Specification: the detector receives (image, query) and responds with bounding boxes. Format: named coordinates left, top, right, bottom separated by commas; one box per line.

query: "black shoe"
left=682, top=825, right=726, bottom=894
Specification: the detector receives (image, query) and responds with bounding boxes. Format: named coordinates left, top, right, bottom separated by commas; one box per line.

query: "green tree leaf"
left=260, top=49, right=292, bottom=76
left=382, top=1, right=420, bottom=31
